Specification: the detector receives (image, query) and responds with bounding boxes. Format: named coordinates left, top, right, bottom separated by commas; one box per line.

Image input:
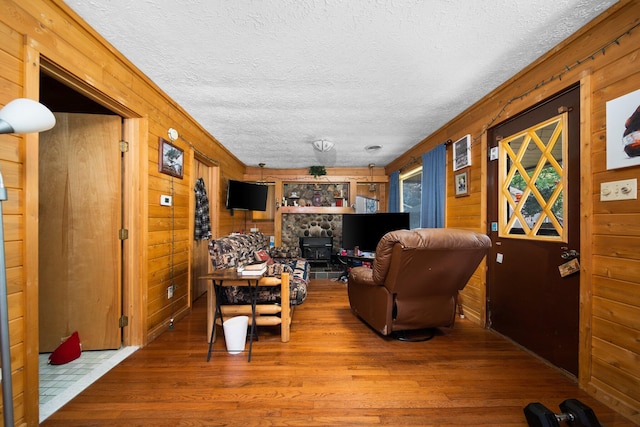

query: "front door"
left=39, top=112, right=122, bottom=351
left=487, top=85, right=580, bottom=375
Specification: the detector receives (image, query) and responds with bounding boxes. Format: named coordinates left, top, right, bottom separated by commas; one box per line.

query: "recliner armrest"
left=349, top=266, right=380, bottom=287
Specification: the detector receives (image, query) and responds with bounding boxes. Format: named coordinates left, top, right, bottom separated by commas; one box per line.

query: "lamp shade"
left=0, top=98, right=56, bottom=134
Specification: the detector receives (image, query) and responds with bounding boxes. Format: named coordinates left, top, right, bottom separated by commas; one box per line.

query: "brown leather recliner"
left=347, top=228, right=491, bottom=336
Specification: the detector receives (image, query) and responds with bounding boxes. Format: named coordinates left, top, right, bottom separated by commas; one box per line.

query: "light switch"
left=490, top=147, right=499, bottom=161
left=600, top=179, right=637, bottom=201
left=160, top=195, right=172, bottom=206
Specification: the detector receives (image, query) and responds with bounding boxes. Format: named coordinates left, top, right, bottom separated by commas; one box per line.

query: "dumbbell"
left=524, top=399, right=602, bottom=427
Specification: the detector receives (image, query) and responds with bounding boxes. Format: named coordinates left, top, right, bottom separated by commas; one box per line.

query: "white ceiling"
left=64, top=0, right=616, bottom=169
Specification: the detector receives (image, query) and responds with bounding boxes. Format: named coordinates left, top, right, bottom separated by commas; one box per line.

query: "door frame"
left=23, top=49, right=147, bottom=422
left=576, top=72, right=594, bottom=387
left=483, top=72, right=594, bottom=385
left=36, top=59, right=146, bottom=347
left=190, top=158, right=218, bottom=303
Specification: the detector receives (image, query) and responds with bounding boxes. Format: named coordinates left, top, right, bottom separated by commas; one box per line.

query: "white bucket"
left=223, top=316, right=249, bottom=354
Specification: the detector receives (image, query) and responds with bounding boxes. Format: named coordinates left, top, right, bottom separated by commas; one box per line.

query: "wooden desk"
left=200, top=270, right=291, bottom=361
left=201, top=269, right=262, bottom=362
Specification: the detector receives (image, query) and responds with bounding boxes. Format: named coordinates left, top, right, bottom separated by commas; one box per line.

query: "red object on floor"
left=48, top=331, right=81, bottom=365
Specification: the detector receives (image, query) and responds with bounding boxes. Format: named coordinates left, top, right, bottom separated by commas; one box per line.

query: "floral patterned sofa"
left=208, top=232, right=310, bottom=307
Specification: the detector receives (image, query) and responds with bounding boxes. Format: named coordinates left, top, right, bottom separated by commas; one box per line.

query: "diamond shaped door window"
left=498, top=114, right=568, bottom=241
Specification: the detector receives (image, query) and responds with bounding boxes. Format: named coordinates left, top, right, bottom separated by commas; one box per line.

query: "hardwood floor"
left=42, top=279, right=635, bottom=426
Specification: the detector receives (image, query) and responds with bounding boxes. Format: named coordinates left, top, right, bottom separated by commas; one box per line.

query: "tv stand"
left=338, top=253, right=374, bottom=264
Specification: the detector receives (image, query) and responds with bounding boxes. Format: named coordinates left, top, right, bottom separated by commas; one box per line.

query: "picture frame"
left=455, top=170, right=469, bottom=197
left=606, top=88, right=640, bottom=170
left=158, top=137, right=184, bottom=179
left=453, top=134, right=472, bottom=171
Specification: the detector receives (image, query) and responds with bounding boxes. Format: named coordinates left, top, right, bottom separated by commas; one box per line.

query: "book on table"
left=240, top=266, right=266, bottom=276
left=244, top=261, right=267, bottom=271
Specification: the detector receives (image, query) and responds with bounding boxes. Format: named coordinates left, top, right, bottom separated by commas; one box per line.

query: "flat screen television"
left=341, top=212, right=410, bottom=253
left=225, top=179, right=268, bottom=211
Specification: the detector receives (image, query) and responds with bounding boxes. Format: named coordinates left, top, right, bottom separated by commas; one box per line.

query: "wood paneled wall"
left=386, top=1, right=640, bottom=422
left=0, top=0, right=638, bottom=424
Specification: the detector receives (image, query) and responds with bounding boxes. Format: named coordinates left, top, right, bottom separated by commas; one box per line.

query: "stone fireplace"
left=281, top=213, right=343, bottom=255
left=300, top=236, right=333, bottom=263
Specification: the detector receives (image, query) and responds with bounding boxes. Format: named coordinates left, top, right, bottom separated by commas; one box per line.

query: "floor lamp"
left=0, top=98, right=55, bottom=426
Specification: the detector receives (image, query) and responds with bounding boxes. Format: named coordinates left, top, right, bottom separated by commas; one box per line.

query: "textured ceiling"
left=64, top=0, right=616, bottom=169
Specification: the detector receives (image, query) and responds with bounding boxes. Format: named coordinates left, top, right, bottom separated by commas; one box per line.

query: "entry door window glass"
left=499, top=114, right=567, bottom=241
left=400, top=167, right=421, bottom=229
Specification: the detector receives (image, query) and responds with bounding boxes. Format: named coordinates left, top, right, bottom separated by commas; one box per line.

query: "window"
left=400, top=167, right=422, bottom=229
left=499, top=114, right=567, bottom=241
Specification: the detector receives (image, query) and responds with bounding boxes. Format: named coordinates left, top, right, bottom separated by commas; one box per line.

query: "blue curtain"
left=421, top=144, right=446, bottom=228
left=388, top=170, right=400, bottom=213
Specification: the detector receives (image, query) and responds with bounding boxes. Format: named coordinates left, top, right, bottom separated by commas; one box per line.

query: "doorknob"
left=561, top=249, right=579, bottom=260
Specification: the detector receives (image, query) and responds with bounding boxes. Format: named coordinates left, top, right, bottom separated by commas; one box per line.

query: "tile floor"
left=39, top=346, right=138, bottom=423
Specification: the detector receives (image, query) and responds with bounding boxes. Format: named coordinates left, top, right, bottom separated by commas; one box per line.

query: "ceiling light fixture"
left=312, top=139, right=334, bottom=152
left=368, top=163, right=376, bottom=192
left=365, top=144, right=383, bottom=153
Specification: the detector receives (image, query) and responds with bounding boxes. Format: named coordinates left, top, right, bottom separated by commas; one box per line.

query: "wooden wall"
left=387, top=1, right=640, bottom=422
left=0, top=0, right=638, bottom=424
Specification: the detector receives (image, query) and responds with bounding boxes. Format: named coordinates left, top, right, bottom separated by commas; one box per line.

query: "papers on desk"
left=235, top=262, right=267, bottom=276
left=240, top=266, right=266, bottom=276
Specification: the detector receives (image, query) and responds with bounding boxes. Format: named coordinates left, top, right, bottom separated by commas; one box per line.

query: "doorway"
left=486, top=85, right=581, bottom=376
left=33, top=61, right=146, bottom=419
left=191, top=159, right=217, bottom=302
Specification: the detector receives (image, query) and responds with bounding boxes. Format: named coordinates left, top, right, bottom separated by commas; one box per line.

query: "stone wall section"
left=282, top=213, right=343, bottom=254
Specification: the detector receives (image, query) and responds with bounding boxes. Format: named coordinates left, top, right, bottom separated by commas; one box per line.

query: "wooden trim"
left=578, top=71, right=593, bottom=388
left=138, top=117, right=150, bottom=346
left=479, top=131, right=488, bottom=327
left=274, top=178, right=283, bottom=246
left=23, top=41, right=41, bottom=427
left=40, top=60, right=138, bottom=118
left=188, top=149, right=195, bottom=305
left=212, top=166, right=221, bottom=239
left=123, top=117, right=148, bottom=346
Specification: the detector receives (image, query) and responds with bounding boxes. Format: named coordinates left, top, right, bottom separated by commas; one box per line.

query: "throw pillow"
left=48, top=331, right=82, bottom=365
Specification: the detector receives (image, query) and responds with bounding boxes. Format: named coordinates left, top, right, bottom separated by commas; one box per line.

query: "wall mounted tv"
left=341, top=212, right=410, bottom=253
left=225, top=179, right=268, bottom=212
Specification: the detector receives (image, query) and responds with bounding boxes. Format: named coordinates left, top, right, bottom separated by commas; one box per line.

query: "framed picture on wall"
left=453, top=134, right=471, bottom=171
left=455, top=170, right=469, bottom=197
left=606, top=88, right=640, bottom=170
left=158, top=137, right=184, bottom=179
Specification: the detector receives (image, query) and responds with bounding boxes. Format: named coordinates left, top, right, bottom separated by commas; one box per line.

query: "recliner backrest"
left=372, top=228, right=491, bottom=297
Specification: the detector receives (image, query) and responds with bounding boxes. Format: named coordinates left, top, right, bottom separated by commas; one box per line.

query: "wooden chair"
left=203, top=272, right=291, bottom=343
